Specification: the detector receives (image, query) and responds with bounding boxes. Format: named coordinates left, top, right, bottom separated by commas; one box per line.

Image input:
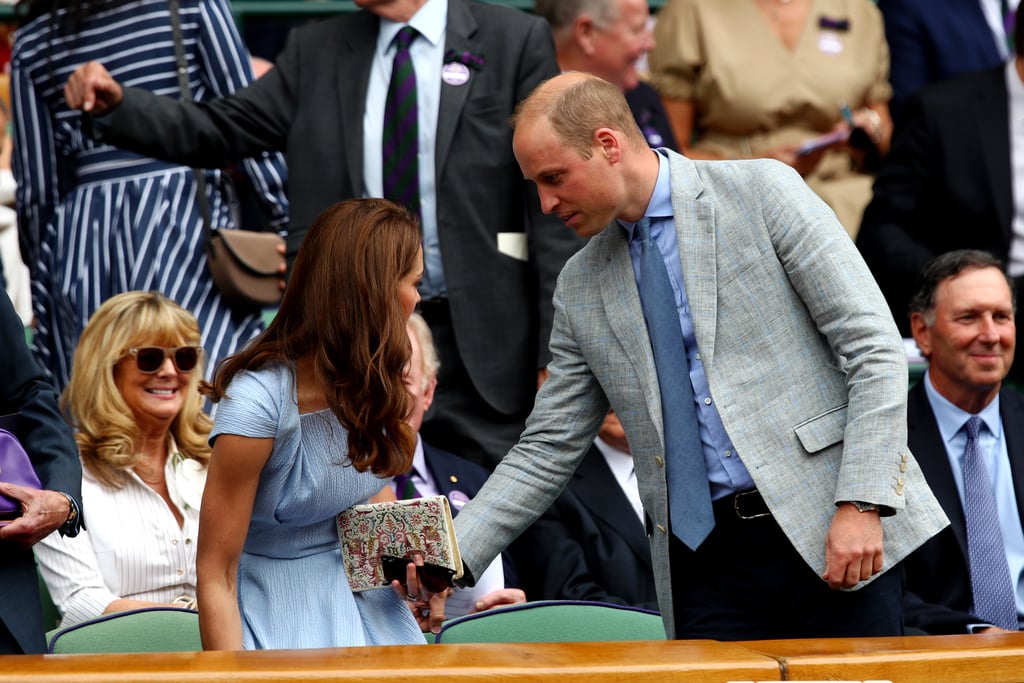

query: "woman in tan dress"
left=648, top=0, right=893, bottom=238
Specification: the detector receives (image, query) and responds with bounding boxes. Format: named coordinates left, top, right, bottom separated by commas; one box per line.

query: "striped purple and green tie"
left=383, top=26, right=420, bottom=220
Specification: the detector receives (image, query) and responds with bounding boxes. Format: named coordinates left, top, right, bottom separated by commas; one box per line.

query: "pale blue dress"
left=211, top=363, right=424, bottom=649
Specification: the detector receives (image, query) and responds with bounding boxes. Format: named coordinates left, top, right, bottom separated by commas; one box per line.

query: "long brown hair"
left=204, top=199, right=420, bottom=476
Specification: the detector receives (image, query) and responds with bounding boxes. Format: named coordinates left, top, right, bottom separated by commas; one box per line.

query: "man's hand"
left=473, top=588, right=526, bottom=613
left=64, top=61, right=124, bottom=115
left=0, top=484, right=70, bottom=548
left=822, top=502, right=884, bottom=589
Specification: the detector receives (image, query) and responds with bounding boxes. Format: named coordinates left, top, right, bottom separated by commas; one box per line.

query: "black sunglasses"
left=380, top=554, right=455, bottom=593
left=126, top=346, right=202, bottom=374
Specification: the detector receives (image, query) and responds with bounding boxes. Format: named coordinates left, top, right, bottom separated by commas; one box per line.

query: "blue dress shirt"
left=618, top=149, right=755, bottom=500
left=923, top=371, right=1024, bottom=626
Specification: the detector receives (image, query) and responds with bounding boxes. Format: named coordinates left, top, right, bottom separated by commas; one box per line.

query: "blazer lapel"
left=598, top=230, right=665, bottom=440
left=667, top=153, right=717, bottom=361
left=998, top=389, right=1024, bottom=529
left=975, top=69, right=1013, bottom=244
left=338, top=10, right=380, bottom=197
left=573, top=447, right=653, bottom=568
left=908, top=382, right=968, bottom=556
left=436, top=0, right=478, bottom=179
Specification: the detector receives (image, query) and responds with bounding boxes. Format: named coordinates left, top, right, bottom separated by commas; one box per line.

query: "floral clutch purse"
left=336, top=495, right=462, bottom=592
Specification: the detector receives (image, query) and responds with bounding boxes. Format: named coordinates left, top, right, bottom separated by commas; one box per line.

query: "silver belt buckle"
left=733, top=490, right=771, bottom=520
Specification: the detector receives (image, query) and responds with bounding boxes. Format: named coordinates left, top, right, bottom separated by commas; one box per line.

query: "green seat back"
left=36, top=568, right=60, bottom=633
left=47, top=607, right=201, bottom=654
left=434, top=600, right=666, bottom=644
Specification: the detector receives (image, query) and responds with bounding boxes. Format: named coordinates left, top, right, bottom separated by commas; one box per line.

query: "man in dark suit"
left=903, top=249, right=1023, bottom=634
left=879, top=0, right=1014, bottom=122
left=858, top=9, right=1024, bottom=355
left=533, top=0, right=678, bottom=151
left=63, top=0, right=582, bottom=469
left=511, top=409, right=657, bottom=611
left=0, top=294, right=82, bottom=653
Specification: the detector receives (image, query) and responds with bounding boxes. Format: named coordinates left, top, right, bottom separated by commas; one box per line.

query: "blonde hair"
left=63, top=291, right=211, bottom=487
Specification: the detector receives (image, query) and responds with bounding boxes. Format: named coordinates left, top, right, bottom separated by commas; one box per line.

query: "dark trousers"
left=417, top=299, right=531, bottom=470
left=669, top=491, right=905, bottom=641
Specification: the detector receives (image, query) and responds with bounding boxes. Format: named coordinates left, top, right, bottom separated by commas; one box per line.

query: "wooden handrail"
left=0, top=640, right=780, bottom=682
left=4, top=635, right=1024, bottom=683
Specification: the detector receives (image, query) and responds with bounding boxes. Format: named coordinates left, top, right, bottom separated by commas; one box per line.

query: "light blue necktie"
left=634, top=217, right=714, bottom=550
left=963, top=416, right=1019, bottom=630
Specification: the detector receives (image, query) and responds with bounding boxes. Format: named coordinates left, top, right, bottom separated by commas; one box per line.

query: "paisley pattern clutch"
left=336, top=495, right=463, bottom=592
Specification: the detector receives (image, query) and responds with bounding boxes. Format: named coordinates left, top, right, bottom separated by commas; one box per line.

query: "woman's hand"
left=390, top=554, right=451, bottom=634
left=765, top=143, right=827, bottom=178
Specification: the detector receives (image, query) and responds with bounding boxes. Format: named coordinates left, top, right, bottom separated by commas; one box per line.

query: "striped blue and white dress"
left=11, top=0, right=289, bottom=389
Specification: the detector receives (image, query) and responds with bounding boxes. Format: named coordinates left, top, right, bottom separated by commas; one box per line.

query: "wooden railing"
left=3, top=634, right=1024, bottom=683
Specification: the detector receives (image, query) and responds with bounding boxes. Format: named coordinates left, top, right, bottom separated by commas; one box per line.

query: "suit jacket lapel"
left=667, top=153, right=717, bottom=361
left=573, top=446, right=653, bottom=569
left=339, top=10, right=380, bottom=197
left=998, top=389, right=1024, bottom=529
left=975, top=68, right=1013, bottom=243
left=908, top=382, right=968, bottom=556
left=436, top=0, right=478, bottom=179
left=598, top=229, right=665, bottom=440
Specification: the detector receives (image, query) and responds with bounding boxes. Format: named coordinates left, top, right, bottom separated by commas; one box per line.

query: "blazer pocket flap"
left=793, top=404, right=848, bottom=454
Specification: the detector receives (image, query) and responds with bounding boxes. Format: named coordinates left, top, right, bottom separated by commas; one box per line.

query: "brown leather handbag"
left=170, top=0, right=285, bottom=313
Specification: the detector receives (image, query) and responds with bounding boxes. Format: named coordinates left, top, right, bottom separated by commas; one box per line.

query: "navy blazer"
left=0, top=295, right=81, bottom=653
left=903, top=381, right=1024, bottom=634
left=510, top=444, right=656, bottom=610
left=879, top=0, right=1004, bottom=122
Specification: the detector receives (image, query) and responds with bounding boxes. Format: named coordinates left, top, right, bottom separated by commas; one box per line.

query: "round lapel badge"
left=442, top=61, right=471, bottom=86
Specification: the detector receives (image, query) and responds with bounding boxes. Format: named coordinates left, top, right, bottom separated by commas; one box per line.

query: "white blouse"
left=34, top=447, right=206, bottom=627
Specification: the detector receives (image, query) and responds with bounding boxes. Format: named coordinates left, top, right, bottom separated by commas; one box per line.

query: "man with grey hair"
left=903, top=249, right=1024, bottom=634
left=534, top=0, right=677, bottom=150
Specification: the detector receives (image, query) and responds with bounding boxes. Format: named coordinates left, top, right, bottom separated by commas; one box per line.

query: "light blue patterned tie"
left=963, top=416, right=1019, bottom=630
left=634, top=217, right=713, bottom=550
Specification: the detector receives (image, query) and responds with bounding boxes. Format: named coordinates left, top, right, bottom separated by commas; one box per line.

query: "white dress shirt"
left=363, top=0, right=448, bottom=298
left=1006, top=58, right=1024, bottom=277
left=35, top=447, right=205, bottom=627
left=593, top=436, right=645, bottom=524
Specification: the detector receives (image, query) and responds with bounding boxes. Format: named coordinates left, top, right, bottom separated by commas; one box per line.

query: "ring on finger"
left=405, top=592, right=419, bottom=603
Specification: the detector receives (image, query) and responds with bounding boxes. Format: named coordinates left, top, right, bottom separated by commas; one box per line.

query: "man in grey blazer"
left=62, top=0, right=582, bottom=469
left=452, top=72, right=948, bottom=641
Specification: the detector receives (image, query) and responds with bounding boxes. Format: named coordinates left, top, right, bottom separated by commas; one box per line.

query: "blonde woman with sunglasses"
left=35, top=290, right=210, bottom=627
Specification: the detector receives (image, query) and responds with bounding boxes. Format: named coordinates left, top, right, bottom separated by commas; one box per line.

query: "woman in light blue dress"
left=198, top=199, right=439, bottom=650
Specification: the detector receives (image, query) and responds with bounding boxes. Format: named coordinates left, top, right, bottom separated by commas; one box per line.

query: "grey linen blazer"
left=454, top=151, right=949, bottom=638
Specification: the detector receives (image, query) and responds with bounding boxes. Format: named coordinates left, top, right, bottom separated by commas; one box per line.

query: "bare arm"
left=196, top=434, right=273, bottom=650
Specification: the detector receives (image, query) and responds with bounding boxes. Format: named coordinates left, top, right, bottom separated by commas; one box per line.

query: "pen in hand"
left=839, top=101, right=855, bottom=127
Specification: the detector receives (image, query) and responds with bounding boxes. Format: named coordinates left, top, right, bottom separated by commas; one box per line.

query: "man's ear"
left=573, top=16, right=598, bottom=56
left=594, top=127, right=622, bottom=163
left=909, top=312, right=933, bottom=359
left=422, top=376, right=438, bottom=412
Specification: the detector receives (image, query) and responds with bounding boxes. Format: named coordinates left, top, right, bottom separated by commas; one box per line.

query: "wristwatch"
left=846, top=500, right=880, bottom=513
left=58, top=492, right=81, bottom=538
